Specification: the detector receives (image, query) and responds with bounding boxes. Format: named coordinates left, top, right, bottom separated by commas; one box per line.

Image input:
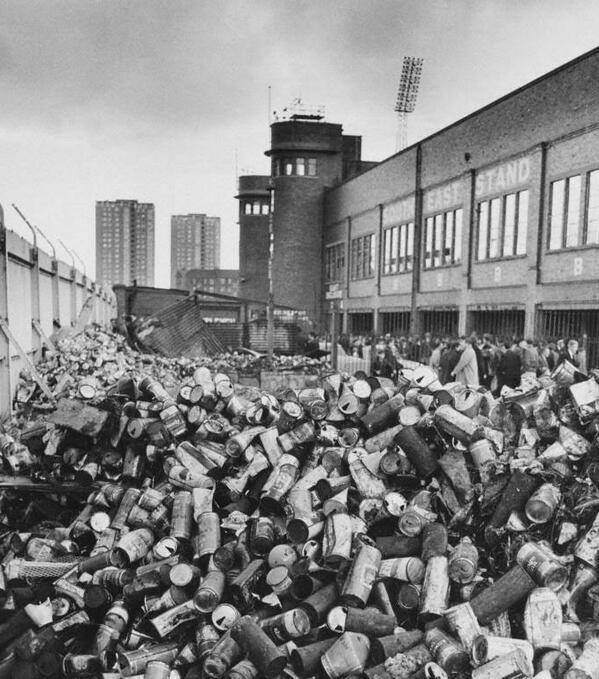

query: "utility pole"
left=266, top=179, right=275, bottom=365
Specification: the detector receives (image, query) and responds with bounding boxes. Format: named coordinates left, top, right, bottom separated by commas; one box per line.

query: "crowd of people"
left=331, top=332, right=588, bottom=395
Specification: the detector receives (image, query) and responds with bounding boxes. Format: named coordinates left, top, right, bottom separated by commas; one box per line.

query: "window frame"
left=546, top=168, right=599, bottom=251
left=423, top=208, right=463, bottom=269
left=350, top=233, right=375, bottom=280
left=476, top=189, right=529, bottom=261
left=325, top=242, right=345, bottom=283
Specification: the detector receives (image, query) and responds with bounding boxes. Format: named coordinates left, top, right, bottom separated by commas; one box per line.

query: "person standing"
left=429, top=338, right=445, bottom=377
left=558, top=338, right=581, bottom=368
left=451, top=337, right=479, bottom=386
left=439, top=339, right=460, bottom=384
left=496, top=340, right=522, bottom=393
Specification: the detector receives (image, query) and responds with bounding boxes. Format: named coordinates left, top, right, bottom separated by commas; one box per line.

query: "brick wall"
left=321, top=47, right=599, bottom=336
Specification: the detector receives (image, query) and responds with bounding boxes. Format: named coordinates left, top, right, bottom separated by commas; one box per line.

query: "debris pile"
left=2, top=328, right=599, bottom=679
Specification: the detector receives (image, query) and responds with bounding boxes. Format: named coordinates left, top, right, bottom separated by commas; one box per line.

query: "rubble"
left=1, top=328, right=599, bottom=678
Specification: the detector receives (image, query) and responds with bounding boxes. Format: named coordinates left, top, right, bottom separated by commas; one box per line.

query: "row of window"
left=549, top=170, right=599, bottom=249
left=273, top=158, right=317, bottom=177
left=243, top=201, right=270, bottom=216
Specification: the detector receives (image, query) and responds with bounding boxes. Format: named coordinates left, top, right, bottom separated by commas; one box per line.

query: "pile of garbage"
left=2, top=327, right=599, bottom=679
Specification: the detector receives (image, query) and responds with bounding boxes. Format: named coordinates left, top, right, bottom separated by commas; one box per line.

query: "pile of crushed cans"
left=2, top=328, right=599, bottom=679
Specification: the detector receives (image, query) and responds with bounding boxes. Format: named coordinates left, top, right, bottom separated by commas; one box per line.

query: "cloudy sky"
left=1, top=0, right=599, bottom=286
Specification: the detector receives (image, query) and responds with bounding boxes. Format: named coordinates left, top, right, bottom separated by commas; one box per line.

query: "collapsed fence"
left=0, top=207, right=116, bottom=416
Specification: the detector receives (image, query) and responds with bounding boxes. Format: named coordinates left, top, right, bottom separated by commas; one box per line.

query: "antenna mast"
left=395, top=56, right=423, bottom=151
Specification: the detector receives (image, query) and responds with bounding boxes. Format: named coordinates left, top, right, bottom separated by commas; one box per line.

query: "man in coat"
left=496, top=340, right=522, bottom=394
left=451, top=337, right=479, bottom=386
left=558, top=338, right=580, bottom=368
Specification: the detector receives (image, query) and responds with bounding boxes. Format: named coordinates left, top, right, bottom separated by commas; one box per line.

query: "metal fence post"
left=51, top=259, right=60, bottom=327
left=70, top=268, right=77, bottom=326
left=0, top=204, right=11, bottom=415
left=30, top=245, right=41, bottom=355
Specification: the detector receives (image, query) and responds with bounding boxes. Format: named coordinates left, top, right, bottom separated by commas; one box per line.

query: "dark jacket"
left=472, top=343, right=485, bottom=381
left=439, top=347, right=460, bottom=384
left=497, top=349, right=521, bottom=388
left=558, top=350, right=580, bottom=368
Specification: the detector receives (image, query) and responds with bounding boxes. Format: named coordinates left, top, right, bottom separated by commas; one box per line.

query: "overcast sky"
left=1, top=0, right=599, bottom=286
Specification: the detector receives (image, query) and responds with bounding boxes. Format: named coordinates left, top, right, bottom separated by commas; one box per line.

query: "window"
left=549, top=174, right=586, bottom=250
left=284, top=159, right=294, bottom=176
left=351, top=234, right=375, bottom=280
left=307, top=158, right=317, bottom=176
left=261, top=203, right=269, bottom=216
left=325, top=243, right=345, bottom=282
left=384, top=222, right=414, bottom=275
left=273, top=159, right=281, bottom=176
left=587, top=170, right=599, bottom=245
left=424, top=209, right=463, bottom=268
left=477, top=190, right=528, bottom=260
left=244, top=203, right=252, bottom=215
left=252, top=201, right=261, bottom=215
left=383, top=226, right=398, bottom=274
left=296, top=158, right=305, bottom=176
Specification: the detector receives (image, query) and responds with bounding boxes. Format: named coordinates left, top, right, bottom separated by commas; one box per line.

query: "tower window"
left=307, top=158, right=317, bottom=176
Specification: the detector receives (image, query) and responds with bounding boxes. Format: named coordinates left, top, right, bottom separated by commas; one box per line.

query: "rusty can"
left=196, top=619, right=220, bottom=660
left=160, top=403, right=187, bottom=438
left=564, top=638, right=599, bottom=679
left=419, top=556, right=450, bottom=622
left=260, top=454, right=300, bottom=514
left=170, top=491, right=193, bottom=540
left=277, top=422, right=316, bottom=453
left=525, top=483, right=561, bottom=524
left=196, top=512, right=221, bottom=562
left=138, top=488, right=166, bottom=511
left=116, top=528, right=154, bottom=565
left=268, top=544, right=298, bottom=569
left=63, top=654, right=103, bottom=677
left=471, top=635, right=534, bottom=668
left=111, top=487, right=142, bottom=531
left=341, top=543, right=381, bottom=607
left=323, top=511, right=353, bottom=564
left=469, top=439, right=496, bottom=468
left=144, top=660, right=171, bottom=679
left=260, top=608, right=311, bottom=643
left=398, top=582, right=422, bottom=611
left=378, top=557, right=425, bottom=584
left=523, top=587, right=561, bottom=651
left=249, top=517, right=275, bottom=557
left=444, top=601, right=482, bottom=652
left=516, top=542, right=568, bottom=591
left=149, top=600, right=199, bottom=638
left=212, top=603, right=242, bottom=631
left=194, top=570, right=226, bottom=613
left=448, top=537, right=479, bottom=584
left=266, top=566, right=293, bottom=598
left=321, top=632, right=371, bottom=679
left=229, top=659, right=259, bottom=679
left=575, top=511, right=599, bottom=567
left=471, top=648, right=533, bottom=679
left=425, top=628, right=470, bottom=675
